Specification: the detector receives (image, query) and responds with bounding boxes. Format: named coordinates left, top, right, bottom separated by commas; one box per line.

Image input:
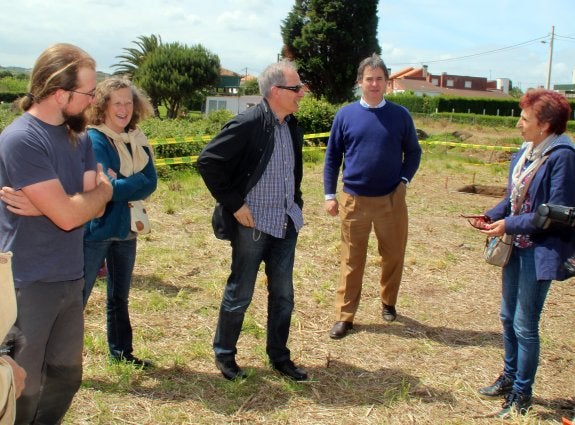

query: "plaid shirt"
left=246, top=119, right=303, bottom=238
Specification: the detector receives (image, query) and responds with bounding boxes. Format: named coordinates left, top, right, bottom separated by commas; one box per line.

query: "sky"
left=1, top=0, right=574, bottom=91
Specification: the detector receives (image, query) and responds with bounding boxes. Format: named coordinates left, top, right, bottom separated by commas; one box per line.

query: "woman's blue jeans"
left=84, top=237, right=137, bottom=359
left=213, top=219, right=298, bottom=364
left=500, top=246, right=551, bottom=397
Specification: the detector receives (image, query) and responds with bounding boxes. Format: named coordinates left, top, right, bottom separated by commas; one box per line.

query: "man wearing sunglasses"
left=324, top=53, right=421, bottom=339
left=197, top=60, right=308, bottom=381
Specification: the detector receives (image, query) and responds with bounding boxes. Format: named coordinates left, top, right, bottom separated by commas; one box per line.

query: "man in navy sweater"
left=324, top=53, right=422, bottom=339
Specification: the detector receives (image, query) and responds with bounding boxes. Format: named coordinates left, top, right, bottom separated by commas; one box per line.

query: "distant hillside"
left=0, top=66, right=30, bottom=75
left=96, top=71, right=111, bottom=81
left=1, top=65, right=110, bottom=80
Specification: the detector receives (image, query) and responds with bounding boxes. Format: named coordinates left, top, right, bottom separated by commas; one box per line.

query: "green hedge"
left=388, top=93, right=575, bottom=120
left=294, top=96, right=340, bottom=133
left=417, top=112, right=575, bottom=132
left=139, top=110, right=234, bottom=159
left=0, top=93, right=24, bottom=103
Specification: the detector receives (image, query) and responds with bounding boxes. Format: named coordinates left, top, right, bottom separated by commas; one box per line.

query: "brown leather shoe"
left=329, top=321, right=353, bottom=339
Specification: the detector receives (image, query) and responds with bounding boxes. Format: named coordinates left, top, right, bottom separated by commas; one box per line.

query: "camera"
left=533, top=204, right=575, bottom=276
left=532, top=204, right=575, bottom=229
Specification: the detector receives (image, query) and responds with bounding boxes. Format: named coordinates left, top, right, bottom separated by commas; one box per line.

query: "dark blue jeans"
left=84, top=237, right=137, bottom=359
left=213, top=219, right=298, bottom=364
left=500, top=247, right=551, bottom=397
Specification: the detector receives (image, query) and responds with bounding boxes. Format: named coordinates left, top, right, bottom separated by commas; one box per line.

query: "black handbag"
left=211, top=202, right=236, bottom=240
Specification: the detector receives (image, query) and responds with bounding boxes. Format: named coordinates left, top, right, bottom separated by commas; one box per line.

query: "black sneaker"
left=497, top=390, right=532, bottom=418
left=215, top=357, right=247, bottom=381
left=478, top=373, right=514, bottom=397
left=382, top=304, right=397, bottom=322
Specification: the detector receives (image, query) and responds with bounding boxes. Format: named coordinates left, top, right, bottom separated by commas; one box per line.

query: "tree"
left=0, top=76, right=27, bottom=93
left=281, top=0, right=380, bottom=103
left=113, top=34, right=163, bottom=115
left=509, top=86, right=524, bottom=99
left=240, top=78, right=260, bottom=95
left=134, top=42, right=220, bottom=119
left=112, top=34, right=162, bottom=78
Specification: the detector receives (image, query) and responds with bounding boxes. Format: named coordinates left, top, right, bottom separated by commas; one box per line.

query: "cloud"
left=217, top=11, right=265, bottom=32
left=1, top=0, right=573, bottom=87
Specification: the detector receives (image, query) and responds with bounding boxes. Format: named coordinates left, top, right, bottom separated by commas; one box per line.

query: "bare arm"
left=19, top=163, right=112, bottom=231
left=0, top=187, right=42, bottom=216
left=3, top=165, right=114, bottom=219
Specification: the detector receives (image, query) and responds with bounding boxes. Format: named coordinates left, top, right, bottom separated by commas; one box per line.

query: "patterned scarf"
left=510, top=134, right=556, bottom=214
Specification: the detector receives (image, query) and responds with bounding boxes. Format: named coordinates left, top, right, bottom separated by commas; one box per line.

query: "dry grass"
left=67, top=121, right=575, bottom=424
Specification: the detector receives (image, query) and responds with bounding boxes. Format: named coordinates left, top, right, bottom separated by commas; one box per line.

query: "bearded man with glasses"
left=0, top=43, right=112, bottom=424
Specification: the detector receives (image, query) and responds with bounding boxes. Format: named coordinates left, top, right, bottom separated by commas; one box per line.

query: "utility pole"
left=546, top=25, right=555, bottom=90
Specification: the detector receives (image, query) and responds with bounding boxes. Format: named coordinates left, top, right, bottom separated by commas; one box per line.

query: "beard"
left=61, top=111, right=87, bottom=145
left=63, top=111, right=87, bottom=134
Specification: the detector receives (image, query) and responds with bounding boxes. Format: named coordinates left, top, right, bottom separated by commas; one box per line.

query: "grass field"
left=66, top=120, right=575, bottom=424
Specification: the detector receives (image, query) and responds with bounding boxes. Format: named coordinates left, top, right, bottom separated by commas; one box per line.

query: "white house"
left=204, top=95, right=263, bottom=115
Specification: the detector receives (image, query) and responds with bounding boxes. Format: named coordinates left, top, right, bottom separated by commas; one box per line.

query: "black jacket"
left=197, top=99, right=304, bottom=214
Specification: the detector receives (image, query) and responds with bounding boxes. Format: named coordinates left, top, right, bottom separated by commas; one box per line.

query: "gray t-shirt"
left=0, top=112, right=97, bottom=286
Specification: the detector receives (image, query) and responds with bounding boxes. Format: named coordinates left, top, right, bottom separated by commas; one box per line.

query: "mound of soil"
left=457, top=184, right=506, bottom=197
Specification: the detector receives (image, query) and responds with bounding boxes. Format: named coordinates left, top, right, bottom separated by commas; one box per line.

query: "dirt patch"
left=457, top=184, right=506, bottom=197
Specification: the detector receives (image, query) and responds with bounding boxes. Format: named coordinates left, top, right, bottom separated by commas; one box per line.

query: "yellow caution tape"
left=303, top=132, right=330, bottom=140
left=148, top=135, right=212, bottom=146
left=154, top=156, right=199, bottom=166
left=150, top=132, right=330, bottom=146
left=150, top=133, right=518, bottom=166
left=420, top=140, right=519, bottom=151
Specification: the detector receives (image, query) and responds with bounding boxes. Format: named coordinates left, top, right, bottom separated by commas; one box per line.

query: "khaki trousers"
left=335, top=184, right=408, bottom=322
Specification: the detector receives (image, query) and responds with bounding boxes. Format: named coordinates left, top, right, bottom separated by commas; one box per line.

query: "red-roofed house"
left=387, top=65, right=513, bottom=99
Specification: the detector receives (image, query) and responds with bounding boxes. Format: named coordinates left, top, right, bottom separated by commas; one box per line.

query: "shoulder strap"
left=513, top=155, right=549, bottom=214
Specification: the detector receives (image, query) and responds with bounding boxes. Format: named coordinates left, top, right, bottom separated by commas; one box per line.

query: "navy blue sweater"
left=324, top=101, right=421, bottom=197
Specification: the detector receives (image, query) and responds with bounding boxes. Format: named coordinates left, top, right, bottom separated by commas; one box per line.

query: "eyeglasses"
left=68, top=89, right=96, bottom=99
left=275, top=84, right=305, bottom=93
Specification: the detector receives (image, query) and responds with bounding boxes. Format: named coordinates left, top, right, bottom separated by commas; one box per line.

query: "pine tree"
left=281, top=0, right=380, bottom=103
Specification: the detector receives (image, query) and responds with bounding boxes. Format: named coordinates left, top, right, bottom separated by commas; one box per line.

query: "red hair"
left=519, top=89, right=571, bottom=134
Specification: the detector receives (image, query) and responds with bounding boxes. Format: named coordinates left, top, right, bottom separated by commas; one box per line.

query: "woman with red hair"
left=470, top=89, right=575, bottom=418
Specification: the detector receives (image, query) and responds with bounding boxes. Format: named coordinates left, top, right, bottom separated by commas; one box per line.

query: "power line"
left=554, top=34, right=575, bottom=43
left=389, top=35, right=550, bottom=67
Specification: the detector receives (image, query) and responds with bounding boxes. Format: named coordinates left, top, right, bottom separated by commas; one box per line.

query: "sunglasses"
left=275, top=84, right=305, bottom=93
